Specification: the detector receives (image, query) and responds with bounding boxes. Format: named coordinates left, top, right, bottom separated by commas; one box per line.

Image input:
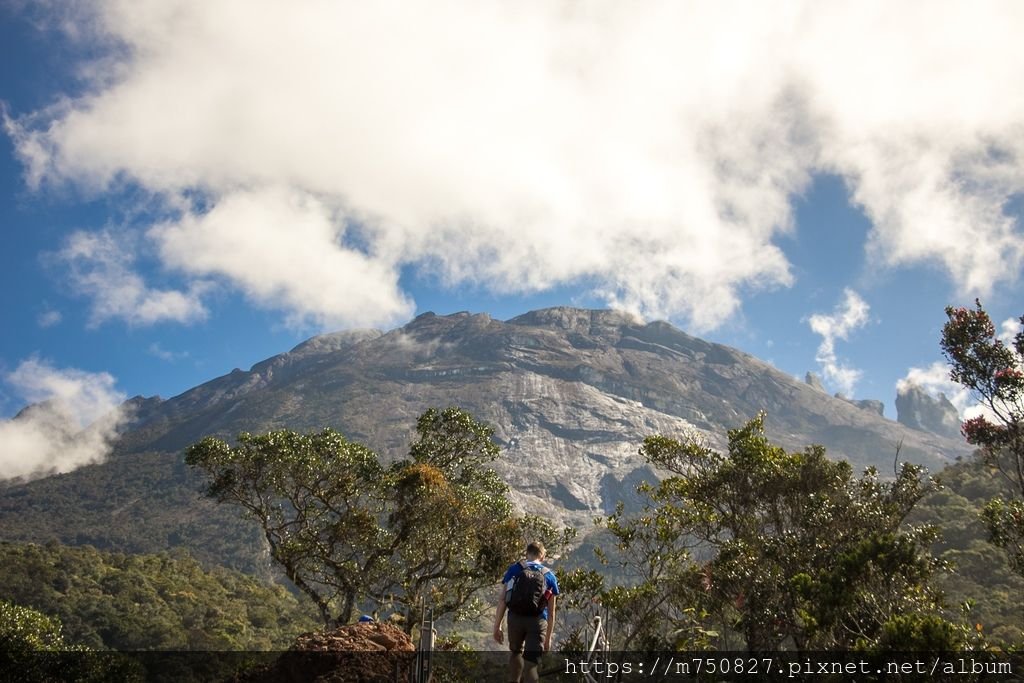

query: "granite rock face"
left=116, top=308, right=969, bottom=525
left=895, top=384, right=962, bottom=440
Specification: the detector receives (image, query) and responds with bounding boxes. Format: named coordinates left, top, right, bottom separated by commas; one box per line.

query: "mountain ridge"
left=0, top=306, right=972, bottom=572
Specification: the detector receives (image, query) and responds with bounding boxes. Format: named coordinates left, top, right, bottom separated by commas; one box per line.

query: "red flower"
left=994, top=368, right=1023, bottom=382
left=962, top=416, right=1001, bottom=446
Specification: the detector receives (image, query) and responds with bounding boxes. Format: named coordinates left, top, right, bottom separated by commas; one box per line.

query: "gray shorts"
left=507, top=611, right=546, bottom=663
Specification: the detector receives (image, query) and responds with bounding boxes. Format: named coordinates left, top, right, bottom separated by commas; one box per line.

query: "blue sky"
left=1, top=2, right=1023, bottom=479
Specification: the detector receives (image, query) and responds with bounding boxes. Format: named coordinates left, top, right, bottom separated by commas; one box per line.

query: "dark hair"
left=525, top=541, right=545, bottom=559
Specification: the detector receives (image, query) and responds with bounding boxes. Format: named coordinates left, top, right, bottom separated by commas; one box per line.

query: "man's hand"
left=493, top=626, right=504, bottom=644
left=543, top=635, right=551, bottom=652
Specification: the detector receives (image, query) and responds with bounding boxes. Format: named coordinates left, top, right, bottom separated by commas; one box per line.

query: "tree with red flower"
left=941, top=300, right=1024, bottom=575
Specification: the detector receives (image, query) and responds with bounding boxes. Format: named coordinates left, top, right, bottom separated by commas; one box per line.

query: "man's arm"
left=492, top=584, right=506, bottom=644
left=544, top=595, right=557, bottom=651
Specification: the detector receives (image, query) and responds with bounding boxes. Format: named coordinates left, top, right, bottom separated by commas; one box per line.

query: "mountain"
left=896, top=384, right=962, bottom=440
left=0, top=307, right=972, bottom=572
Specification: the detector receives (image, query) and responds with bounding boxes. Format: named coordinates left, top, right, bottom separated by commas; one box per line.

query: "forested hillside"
left=912, top=456, right=1024, bottom=645
left=0, top=542, right=318, bottom=650
left=0, top=450, right=267, bottom=574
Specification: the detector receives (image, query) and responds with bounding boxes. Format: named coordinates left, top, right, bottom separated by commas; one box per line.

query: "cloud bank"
left=0, top=358, right=127, bottom=481
left=7, top=0, right=1024, bottom=331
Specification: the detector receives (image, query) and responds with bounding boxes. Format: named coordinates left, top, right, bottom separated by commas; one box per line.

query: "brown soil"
left=235, top=622, right=419, bottom=683
left=292, top=621, right=416, bottom=653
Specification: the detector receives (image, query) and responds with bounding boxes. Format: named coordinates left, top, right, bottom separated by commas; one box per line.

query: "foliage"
left=383, top=408, right=519, bottom=627
left=0, top=541, right=317, bottom=650
left=873, top=613, right=975, bottom=651
left=981, top=498, right=1024, bottom=573
left=188, top=427, right=388, bottom=626
left=941, top=301, right=1024, bottom=574
left=0, top=599, right=142, bottom=682
left=593, top=415, right=955, bottom=651
left=0, top=599, right=70, bottom=652
left=186, top=407, right=555, bottom=631
left=911, top=456, right=1024, bottom=645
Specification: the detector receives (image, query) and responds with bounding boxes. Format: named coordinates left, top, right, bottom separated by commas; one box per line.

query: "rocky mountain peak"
left=805, top=372, right=827, bottom=392
left=507, top=307, right=643, bottom=335
left=401, top=310, right=496, bottom=341
left=895, top=384, right=961, bottom=439
left=288, top=329, right=382, bottom=356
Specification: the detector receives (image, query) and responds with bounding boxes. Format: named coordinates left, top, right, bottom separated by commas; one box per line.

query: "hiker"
left=493, top=541, right=559, bottom=683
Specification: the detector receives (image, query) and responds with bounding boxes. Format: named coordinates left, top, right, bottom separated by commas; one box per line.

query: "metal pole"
left=586, top=616, right=603, bottom=663
left=421, top=607, right=434, bottom=682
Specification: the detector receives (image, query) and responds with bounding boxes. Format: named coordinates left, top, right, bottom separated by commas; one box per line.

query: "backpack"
left=506, top=560, right=551, bottom=616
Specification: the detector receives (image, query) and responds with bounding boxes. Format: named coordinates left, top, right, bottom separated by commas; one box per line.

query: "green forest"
left=0, top=542, right=318, bottom=650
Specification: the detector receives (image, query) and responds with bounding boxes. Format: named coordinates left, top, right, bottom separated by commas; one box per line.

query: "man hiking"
left=493, top=541, right=559, bottom=683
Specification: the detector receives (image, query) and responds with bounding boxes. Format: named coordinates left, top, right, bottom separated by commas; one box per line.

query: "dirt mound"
left=293, top=622, right=416, bottom=653
left=236, top=622, right=419, bottom=683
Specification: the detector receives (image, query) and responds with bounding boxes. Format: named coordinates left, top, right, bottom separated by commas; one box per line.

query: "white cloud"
left=151, top=187, right=413, bottom=329
left=37, top=309, right=62, bottom=328
left=7, top=1, right=1024, bottom=331
left=57, top=230, right=208, bottom=326
left=808, top=289, right=870, bottom=396
left=147, top=343, right=188, bottom=362
left=0, top=358, right=127, bottom=481
left=800, top=5, right=1024, bottom=296
left=998, top=317, right=1022, bottom=346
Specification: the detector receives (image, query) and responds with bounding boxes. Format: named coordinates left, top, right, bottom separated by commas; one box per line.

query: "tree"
left=186, top=407, right=546, bottom=630
left=0, top=600, right=137, bottom=682
left=941, top=301, right=1024, bottom=574
left=377, top=408, right=523, bottom=625
left=596, top=415, right=956, bottom=651
left=0, top=600, right=68, bottom=652
left=186, top=428, right=388, bottom=626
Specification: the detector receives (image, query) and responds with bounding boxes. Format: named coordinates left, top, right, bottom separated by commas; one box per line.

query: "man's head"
left=525, top=541, right=546, bottom=561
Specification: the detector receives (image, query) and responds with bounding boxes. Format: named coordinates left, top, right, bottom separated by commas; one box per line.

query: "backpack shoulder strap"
left=519, top=559, right=550, bottom=575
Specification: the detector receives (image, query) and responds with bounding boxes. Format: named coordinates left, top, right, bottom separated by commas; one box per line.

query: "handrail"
left=586, top=615, right=604, bottom=662
left=412, top=603, right=434, bottom=683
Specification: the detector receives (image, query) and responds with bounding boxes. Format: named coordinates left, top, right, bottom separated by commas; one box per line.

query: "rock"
left=835, top=395, right=886, bottom=417
left=805, top=372, right=827, bottom=392
left=895, top=385, right=961, bottom=439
